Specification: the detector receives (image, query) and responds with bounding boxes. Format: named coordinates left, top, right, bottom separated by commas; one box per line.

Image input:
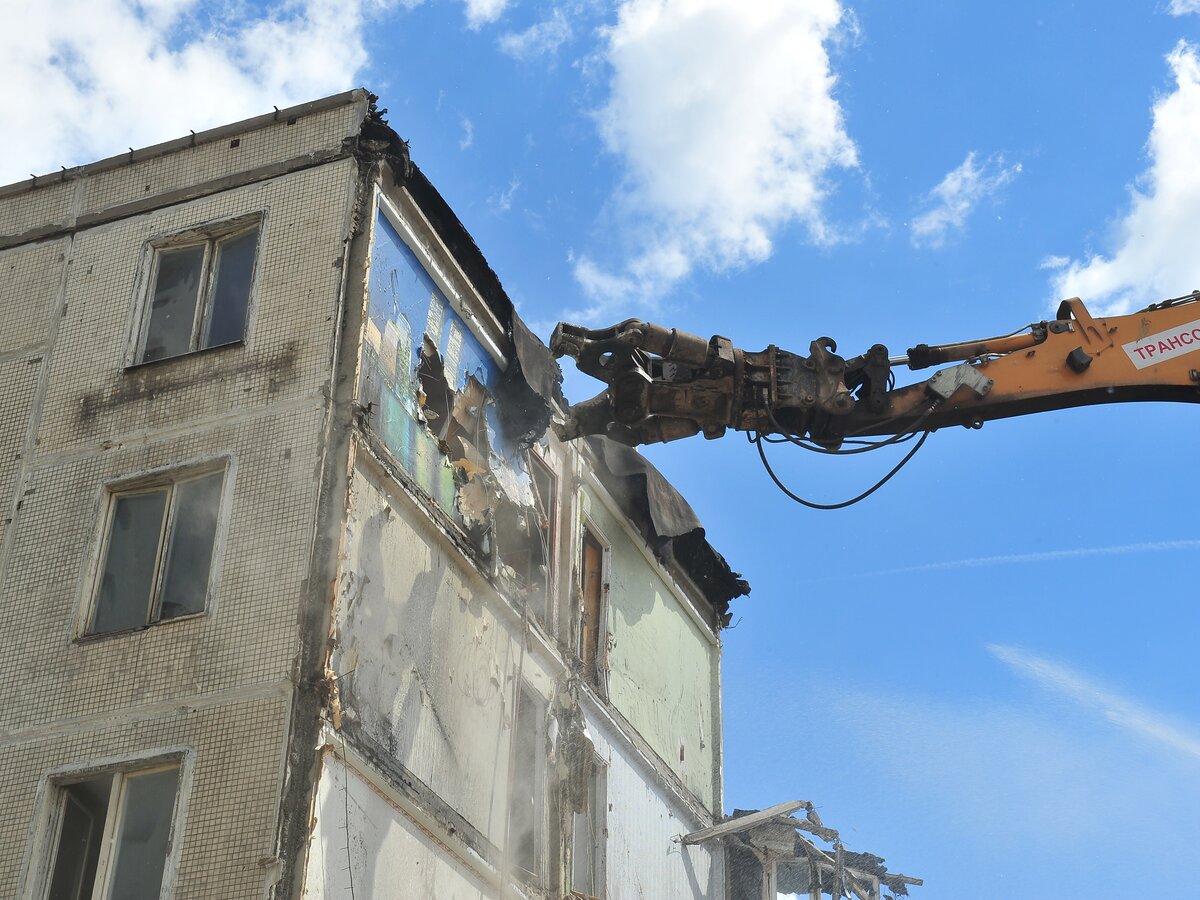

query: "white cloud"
left=1050, top=41, right=1200, bottom=314
left=464, top=0, right=509, bottom=30
left=573, top=0, right=859, bottom=317
left=910, top=152, right=1020, bottom=249
left=459, top=115, right=475, bottom=150
left=498, top=9, right=573, bottom=60
left=0, top=0, right=382, bottom=187
left=989, top=644, right=1200, bottom=761
left=1168, top=0, right=1200, bottom=15
left=489, top=176, right=520, bottom=212
left=571, top=257, right=640, bottom=322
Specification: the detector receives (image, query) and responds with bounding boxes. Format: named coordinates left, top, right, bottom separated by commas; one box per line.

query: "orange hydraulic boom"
left=550, top=293, right=1200, bottom=451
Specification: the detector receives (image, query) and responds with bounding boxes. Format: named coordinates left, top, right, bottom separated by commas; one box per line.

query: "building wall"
left=320, top=176, right=728, bottom=898
left=333, top=180, right=560, bottom=868
left=583, top=703, right=724, bottom=900
left=5, top=690, right=292, bottom=898
left=304, top=751, right=495, bottom=900
left=0, top=98, right=367, bottom=898
left=331, top=457, right=558, bottom=850
left=0, top=91, right=736, bottom=900
left=578, top=483, right=722, bottom=814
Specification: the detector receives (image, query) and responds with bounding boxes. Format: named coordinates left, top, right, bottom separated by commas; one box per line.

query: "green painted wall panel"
left=580, top=486, right=719, bottom=811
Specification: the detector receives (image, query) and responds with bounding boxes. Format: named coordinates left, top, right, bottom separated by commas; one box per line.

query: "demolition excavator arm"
left=550, top=292, right=1200, bottom=451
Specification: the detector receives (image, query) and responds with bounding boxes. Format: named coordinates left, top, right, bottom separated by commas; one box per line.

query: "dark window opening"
left=139, top=222, right=259, bottom=364
left=494, top=502, right=545, bottom=594
left=91, top=468, right=224, bottom=636
left=46, top=764, right=180, bottom=900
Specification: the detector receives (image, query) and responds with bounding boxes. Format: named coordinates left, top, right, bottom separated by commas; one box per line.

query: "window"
left=495, top=450, right=557, bottom=619
left=136, top=218, right=260, bottom=363
left=507, top=687, right=547, bottom=883
left=528, top=452, right=557, bottom=583
left=570, top=761, right=606, bottom=899
left=578, top=524, right=607, bottom=687
left=89, top=467, right=225, bottom=636
left=43, top=762, right=182, bottom=900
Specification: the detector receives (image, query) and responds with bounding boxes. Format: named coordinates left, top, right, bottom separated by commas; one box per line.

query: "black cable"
left=1144, top=289, right=1200, bottom=311
left=753, top=427, right=931, bottom=510
left=762, top=400, right=936, bottom=456
left=845, top=397, right=939, bottom=438
left=843, top=432, right=918, bottom=447
left=758, top=431, right=919, bottom=448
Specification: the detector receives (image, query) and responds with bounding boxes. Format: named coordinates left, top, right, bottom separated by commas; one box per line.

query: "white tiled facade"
left=0, top=91, right=735, bottom=900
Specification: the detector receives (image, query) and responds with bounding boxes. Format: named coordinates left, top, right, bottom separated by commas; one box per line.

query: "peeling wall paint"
left=328, top=186, right=731, bottom=897
left=579, top=483, right=722, bottom=813
left=331, top=463, right=554, bottom=849
left=303, top=752, right=494, bottom=900
left=358, top=209, right=531, bottom=514
left=355, top=203, right=551, bottom=597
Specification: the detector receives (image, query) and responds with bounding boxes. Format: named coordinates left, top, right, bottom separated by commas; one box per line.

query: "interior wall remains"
left=577, top=483, right=722, bottom=813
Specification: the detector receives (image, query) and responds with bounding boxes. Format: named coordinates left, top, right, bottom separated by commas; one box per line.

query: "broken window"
left=578, top=525, right=607, bottom=688
left=494, top=450, right=556, bottom=613
left=570, top=759, right=606, bottom=899
left=508, top=687, right=547, bottom=883
left=528, top=451, right=557, bottom=578
left=90, top=467, right=225, bottom=636
left=43, top=762, right=181, bottom=900
left=137, top=218, right=260, bottom=363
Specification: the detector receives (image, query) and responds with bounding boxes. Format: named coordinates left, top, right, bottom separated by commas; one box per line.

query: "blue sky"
left=6, top=1, right=1200, bottom=896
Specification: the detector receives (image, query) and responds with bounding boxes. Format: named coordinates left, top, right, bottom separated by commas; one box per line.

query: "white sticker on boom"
left=1122, top=319, right=1200, bottom=369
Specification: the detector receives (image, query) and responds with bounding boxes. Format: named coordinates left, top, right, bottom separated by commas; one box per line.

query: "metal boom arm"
left=550, top=293, right=1200, bottom=449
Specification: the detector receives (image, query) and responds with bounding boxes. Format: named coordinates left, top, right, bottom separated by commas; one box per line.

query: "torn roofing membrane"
left=587, top=437, right=749, bottom=614
left=363, top=100, right=749, bottom=617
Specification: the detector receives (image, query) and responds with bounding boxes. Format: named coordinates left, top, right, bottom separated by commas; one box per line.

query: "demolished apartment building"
left=0, top=90, right=749, bottom=899
left=0, top=90, right=920, bottom=900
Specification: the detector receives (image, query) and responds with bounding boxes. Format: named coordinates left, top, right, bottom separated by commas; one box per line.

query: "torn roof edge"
left=374, top=106, right=749, bottom=618
left=2, top=87, right=749, bottom=620
left=585, top=436, right=750, bottom=617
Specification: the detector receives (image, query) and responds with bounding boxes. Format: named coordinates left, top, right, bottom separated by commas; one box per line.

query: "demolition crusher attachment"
left=549, top=319, right=899, bottom=449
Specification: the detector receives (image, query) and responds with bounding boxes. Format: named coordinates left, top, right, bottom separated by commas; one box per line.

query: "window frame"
left=129, top=213, right=263, bottom=367
left=525, top=448, right=559, bottom=624
left=507, top=685, right=549, bottom=887
left=569, top=755, right=607, bottom=900
left=24, top=750, right=193, bottom=900
left=577, top=515, right=611, bottom=693
left=79, top=459, right=232, bottom=641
